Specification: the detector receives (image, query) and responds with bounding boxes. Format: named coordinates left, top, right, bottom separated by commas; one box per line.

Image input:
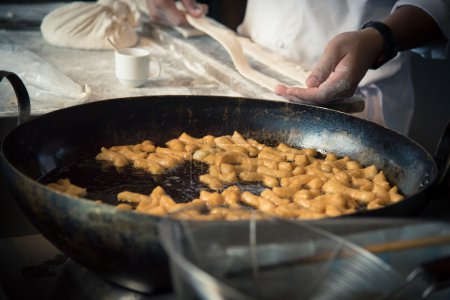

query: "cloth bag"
left=40, top=0, right=142, bottom=50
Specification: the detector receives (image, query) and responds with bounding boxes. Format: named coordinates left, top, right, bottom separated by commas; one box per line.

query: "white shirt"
left=238, top=0, right=450, bottom=135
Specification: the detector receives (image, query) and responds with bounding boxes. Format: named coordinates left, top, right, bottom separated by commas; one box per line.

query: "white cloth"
left=41, top=0, right=140, bottom=50
left=238, top=0, right=450, bottom=135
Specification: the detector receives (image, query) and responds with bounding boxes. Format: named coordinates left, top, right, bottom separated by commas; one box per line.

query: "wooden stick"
left=365, top=234, right=450, bottom=254
left=227, top=234, right=450, bottom=276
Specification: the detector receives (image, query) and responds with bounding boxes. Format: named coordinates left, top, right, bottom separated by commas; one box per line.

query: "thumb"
left=306, top=46, right=341, bottom=88
left=181, top=0, right=207, bottom=17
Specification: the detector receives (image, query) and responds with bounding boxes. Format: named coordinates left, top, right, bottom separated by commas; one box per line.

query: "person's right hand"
left=275, top=28, right=383, bottom=104
left=146, top=0, right=208, bottom=27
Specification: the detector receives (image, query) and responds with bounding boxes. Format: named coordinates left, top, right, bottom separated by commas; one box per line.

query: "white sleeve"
left=393, top=0, right=450, bottom=58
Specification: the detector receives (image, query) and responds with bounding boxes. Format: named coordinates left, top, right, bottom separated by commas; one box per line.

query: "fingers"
left=165, top=2, right=189, bottom=26
left=277, top=76, right=355, bottom=104
left=146, top=0, right=207, bottom=27
left=147, top=0, right=188, bottom=26
left=181, top=0, right=208, bottom=17
left=305, top=41, right=343, bottom=88
left=276, top=85, right=326, bottom=103
left=274, top=85, right=301, bottom=102
left=275, top=56, right=356, bottom=103
left=276, top=31, right=377, bottom=103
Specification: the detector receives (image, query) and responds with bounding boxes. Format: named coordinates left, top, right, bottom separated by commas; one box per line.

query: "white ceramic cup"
left=114, top=48, right=161, bottom=88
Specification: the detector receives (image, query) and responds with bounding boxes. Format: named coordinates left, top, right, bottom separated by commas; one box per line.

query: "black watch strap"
left=361, top=20, right=398, bottom=69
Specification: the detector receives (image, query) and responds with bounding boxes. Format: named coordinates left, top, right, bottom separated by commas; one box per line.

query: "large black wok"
left=1, top=71, right=448, bottom=293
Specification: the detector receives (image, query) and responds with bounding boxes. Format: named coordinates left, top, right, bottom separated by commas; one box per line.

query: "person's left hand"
left=275, top=28, right=384, bottom=103
left=146, top=0, right=208, bottom=27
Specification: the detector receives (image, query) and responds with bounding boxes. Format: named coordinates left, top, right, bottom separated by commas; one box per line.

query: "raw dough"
left=174, top=26, right=205, bottom=39
left=238, top=36, right=309, bottom=87
left=41, top=0, right=139, bottom=50
left=186, top=15, right=282, bottom=91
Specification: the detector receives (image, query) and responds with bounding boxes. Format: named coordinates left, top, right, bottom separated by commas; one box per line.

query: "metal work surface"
left=0, top=4, right=279, bottom=116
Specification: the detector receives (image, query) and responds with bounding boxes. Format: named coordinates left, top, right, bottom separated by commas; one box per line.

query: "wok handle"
left=0, top=70, right=31, bottom=125
left=434, top=120, right=450, bottom=191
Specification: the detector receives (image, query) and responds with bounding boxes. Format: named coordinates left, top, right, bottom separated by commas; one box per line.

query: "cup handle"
left=148, top=57, right=161, bottom=79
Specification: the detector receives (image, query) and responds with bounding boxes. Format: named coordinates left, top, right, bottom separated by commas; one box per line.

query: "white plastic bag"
left=0, top=45, right=90, bottom=115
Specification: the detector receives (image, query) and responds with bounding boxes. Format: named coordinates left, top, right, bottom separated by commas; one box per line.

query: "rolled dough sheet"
left=174, top=25, right=205, bottom=38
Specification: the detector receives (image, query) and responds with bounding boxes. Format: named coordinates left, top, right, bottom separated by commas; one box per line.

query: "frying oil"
left=39, top=155, right=267, bottom=206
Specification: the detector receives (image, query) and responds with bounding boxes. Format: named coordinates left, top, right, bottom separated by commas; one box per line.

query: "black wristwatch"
left=361, top=20, right=398, bottom=69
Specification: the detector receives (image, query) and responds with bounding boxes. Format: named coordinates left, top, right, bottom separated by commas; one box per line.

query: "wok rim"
left=0, top=94, right=439, bottom=218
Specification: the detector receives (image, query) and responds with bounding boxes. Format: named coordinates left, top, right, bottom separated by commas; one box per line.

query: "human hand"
left=275, top=28, right=384, bottom=103
left=146, top=0, right=208, bottom=27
